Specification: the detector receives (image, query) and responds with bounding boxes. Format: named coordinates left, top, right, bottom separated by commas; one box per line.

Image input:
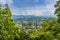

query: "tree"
left=29, top=0, right=60, bottom=40
left=20, top=30, right=30, bottom=40
left=55, top=0, right=60, bottom=23
left=0, top=4, right=20, bottom=40
left=30, top=18, right=60, bottom=40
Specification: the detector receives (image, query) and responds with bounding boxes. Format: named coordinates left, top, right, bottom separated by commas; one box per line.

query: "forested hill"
left=12, top=15, right=55, bottom=20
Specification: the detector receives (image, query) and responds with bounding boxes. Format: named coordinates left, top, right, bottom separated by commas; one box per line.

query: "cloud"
left=11, top=7, right=43, bottom=16
left=2, top=0, right=56, bottom=17
left=11, top=4, right=55, bottom=17
left=0, top=0, right=13, bottom=5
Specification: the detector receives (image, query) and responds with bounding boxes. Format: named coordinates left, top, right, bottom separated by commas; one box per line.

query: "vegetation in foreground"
left=20, top=0, right=60, bottom=40
left=0, top=4, right=20, bottom=40
left=0, top=0, right=60, bottom=40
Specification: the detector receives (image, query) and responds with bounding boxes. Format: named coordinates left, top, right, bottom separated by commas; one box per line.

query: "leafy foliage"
left=0, top=0, right=60, bottom=40
left=55, top=0, right=60, bottom=23
left=30, top=18, right=60, bottom=40
left=20, top=30, right=30, bottom=40
left=0, top=4, right=20, bottom=40
left=29, top=0, right=60, bottom=40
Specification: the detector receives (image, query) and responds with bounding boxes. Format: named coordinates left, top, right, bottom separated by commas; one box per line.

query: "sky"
left=0, top=0, right=57, bottom=17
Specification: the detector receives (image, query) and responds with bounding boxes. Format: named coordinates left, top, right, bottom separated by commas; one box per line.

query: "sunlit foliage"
left=0, top=4, right=20, bottom=40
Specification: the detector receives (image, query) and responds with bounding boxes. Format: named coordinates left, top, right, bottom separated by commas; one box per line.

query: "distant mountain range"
left=12, top=15, right=53, bottom=21
left=12, top=15, right=54, bottom=21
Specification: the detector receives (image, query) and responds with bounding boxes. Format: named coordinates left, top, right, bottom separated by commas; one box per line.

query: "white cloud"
left=23, top=9, right=43, bottom=16
left=0, top=0, right=13, bottom=5
left=9, top=0, right=57, bottom=17
left=0, top=0, right=57, bottom=17
left=11, top=4, right=55, bottom=17
left=45, top=0, right=57, bottom=5
left=11, top=7, right=43, bottom=16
